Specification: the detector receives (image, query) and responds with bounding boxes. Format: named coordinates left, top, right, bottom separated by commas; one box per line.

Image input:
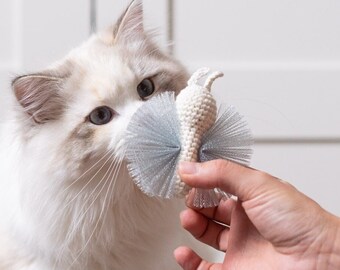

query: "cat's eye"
left=89, top=106, right=114, bottom=125
left=137, top=78, right=155, bottom=99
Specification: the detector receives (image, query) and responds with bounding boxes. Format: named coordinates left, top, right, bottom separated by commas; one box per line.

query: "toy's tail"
left=188, top=67, right=224, bottom=91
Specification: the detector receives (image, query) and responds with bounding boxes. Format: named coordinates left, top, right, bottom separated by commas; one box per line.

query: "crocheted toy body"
left=125, top=68, right=253, bottom=208
left=174, top=69, right=222, bottom=196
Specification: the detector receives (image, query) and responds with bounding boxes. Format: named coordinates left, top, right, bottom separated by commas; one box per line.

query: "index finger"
left=179, top=159, right=280, bottom=202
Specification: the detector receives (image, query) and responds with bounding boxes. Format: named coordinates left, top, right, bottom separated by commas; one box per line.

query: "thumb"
left=178, top=159, right=280, bottom=201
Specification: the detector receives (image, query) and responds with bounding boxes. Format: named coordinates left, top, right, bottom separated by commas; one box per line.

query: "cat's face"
left=11, top=1, right=188, bottom=187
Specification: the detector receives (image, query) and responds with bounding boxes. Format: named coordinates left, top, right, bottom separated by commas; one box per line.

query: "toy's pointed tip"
left=204, top=71, right=224, bottom=91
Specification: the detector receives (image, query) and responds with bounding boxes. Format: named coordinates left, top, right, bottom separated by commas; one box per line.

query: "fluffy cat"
left=0, top=1, right=209, bottom=269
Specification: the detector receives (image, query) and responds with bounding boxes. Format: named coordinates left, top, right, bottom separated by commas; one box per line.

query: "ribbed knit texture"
left=174, top=68, right=222, bottom=196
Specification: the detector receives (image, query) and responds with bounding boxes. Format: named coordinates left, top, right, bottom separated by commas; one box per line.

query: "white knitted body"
left=174, top=68, right=223, bottom=196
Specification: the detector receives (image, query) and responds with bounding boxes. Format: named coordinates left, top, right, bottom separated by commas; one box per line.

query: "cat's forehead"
left=73, top=37, right=153, bottom=80
left=68, top=42, right=135, bottom=94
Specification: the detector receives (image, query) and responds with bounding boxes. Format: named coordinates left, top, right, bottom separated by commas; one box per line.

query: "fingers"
left=180, top=208, right=229, bottom=251
left=179, top=159, right=278, bottom=201
left=174, top=246, right=222, bottom=270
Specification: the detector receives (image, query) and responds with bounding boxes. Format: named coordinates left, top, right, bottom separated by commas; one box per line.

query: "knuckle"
left=211, top=159, right=232, bottom=175
left=279, top=178, right=297, bottom=191
left=208, top=159, right=234, bottom=189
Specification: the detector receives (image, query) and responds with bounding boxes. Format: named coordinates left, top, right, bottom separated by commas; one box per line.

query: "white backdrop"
left=1, top=0, right=339, bottom=217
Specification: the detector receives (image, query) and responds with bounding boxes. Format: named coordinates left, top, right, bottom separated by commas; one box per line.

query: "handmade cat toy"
left=125, top=68, right=253, bottom=208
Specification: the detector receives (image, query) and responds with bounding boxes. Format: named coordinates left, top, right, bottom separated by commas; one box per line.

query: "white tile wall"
left=21, top=0, right=89, bottom=71
left=171, top=0, right=340, bottom=216
left=210, top=68, right=340, bottom=138
left=173, top=0, right=340, bottom=62
left=0, top=1, right=16, bottom=65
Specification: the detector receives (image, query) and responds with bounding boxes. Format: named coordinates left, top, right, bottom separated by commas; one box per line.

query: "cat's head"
left=11, top=1, right=188, bottom=187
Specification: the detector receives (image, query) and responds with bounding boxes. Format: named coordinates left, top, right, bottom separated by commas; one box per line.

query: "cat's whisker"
left=66, top=157, right=120, bottom=269
left=60, top=150, right=113, bottom=197
left=51, top=244, right=71, bottom=270
left=97, top=151, right=126, bottom=238
left=65, top=155, right=119, bottom=243
left=52, top=152, right=116, bottom=269
left=49, top=151, right=114, bottom=232
left=54, top=157, right=116, bottom=270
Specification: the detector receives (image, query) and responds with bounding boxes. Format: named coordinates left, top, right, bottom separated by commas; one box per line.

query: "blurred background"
left=1, top=0, right=339, bottom=218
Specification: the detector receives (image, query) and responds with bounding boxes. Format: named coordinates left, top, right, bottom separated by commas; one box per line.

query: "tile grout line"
left=90, top=0, right=97, bottom=34
left=167, top=0, right=174, bottom=55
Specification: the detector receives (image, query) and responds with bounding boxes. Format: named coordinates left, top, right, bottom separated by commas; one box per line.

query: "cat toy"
left=125, top=68, right=253, bottom=208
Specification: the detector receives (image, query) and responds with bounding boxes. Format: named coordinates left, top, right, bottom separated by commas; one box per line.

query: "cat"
left=0, top=1, right=211, bottom=269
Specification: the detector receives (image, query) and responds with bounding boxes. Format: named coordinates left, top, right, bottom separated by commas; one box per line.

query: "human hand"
left=174, top=160, right=340, bottom=270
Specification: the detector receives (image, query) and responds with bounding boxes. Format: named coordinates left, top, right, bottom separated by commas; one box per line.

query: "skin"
left=174, top=160, right=340, bottom=270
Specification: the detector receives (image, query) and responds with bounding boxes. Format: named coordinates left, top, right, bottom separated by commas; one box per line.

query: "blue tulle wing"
left=200, top=106, right=253, bottom=164
left=125, top=92, right=181, bottom=198
left=191, top=106, right=253, bottom=208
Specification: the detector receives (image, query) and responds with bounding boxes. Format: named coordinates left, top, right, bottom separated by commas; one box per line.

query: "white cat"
left=0, top=1, right=211, bottom=269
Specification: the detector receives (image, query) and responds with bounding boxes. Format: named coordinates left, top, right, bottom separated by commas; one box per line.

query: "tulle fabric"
left=125, top=92, right=253, bottom=207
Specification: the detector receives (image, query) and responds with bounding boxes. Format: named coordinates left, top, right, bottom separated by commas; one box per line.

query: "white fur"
left=0, top=2, right=213, bottom=269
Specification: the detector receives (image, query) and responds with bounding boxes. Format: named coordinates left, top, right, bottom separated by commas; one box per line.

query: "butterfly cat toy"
left=125, top=68, right=253, bottom=208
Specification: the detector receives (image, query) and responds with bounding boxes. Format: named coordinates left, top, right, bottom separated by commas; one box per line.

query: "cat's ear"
left=12, top=74, right=65, bottom=124
left=113, top=0, right=144, bottom=43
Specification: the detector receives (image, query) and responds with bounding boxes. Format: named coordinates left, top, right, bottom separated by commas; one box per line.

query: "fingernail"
left=179, top=162, right=197, bottom=175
